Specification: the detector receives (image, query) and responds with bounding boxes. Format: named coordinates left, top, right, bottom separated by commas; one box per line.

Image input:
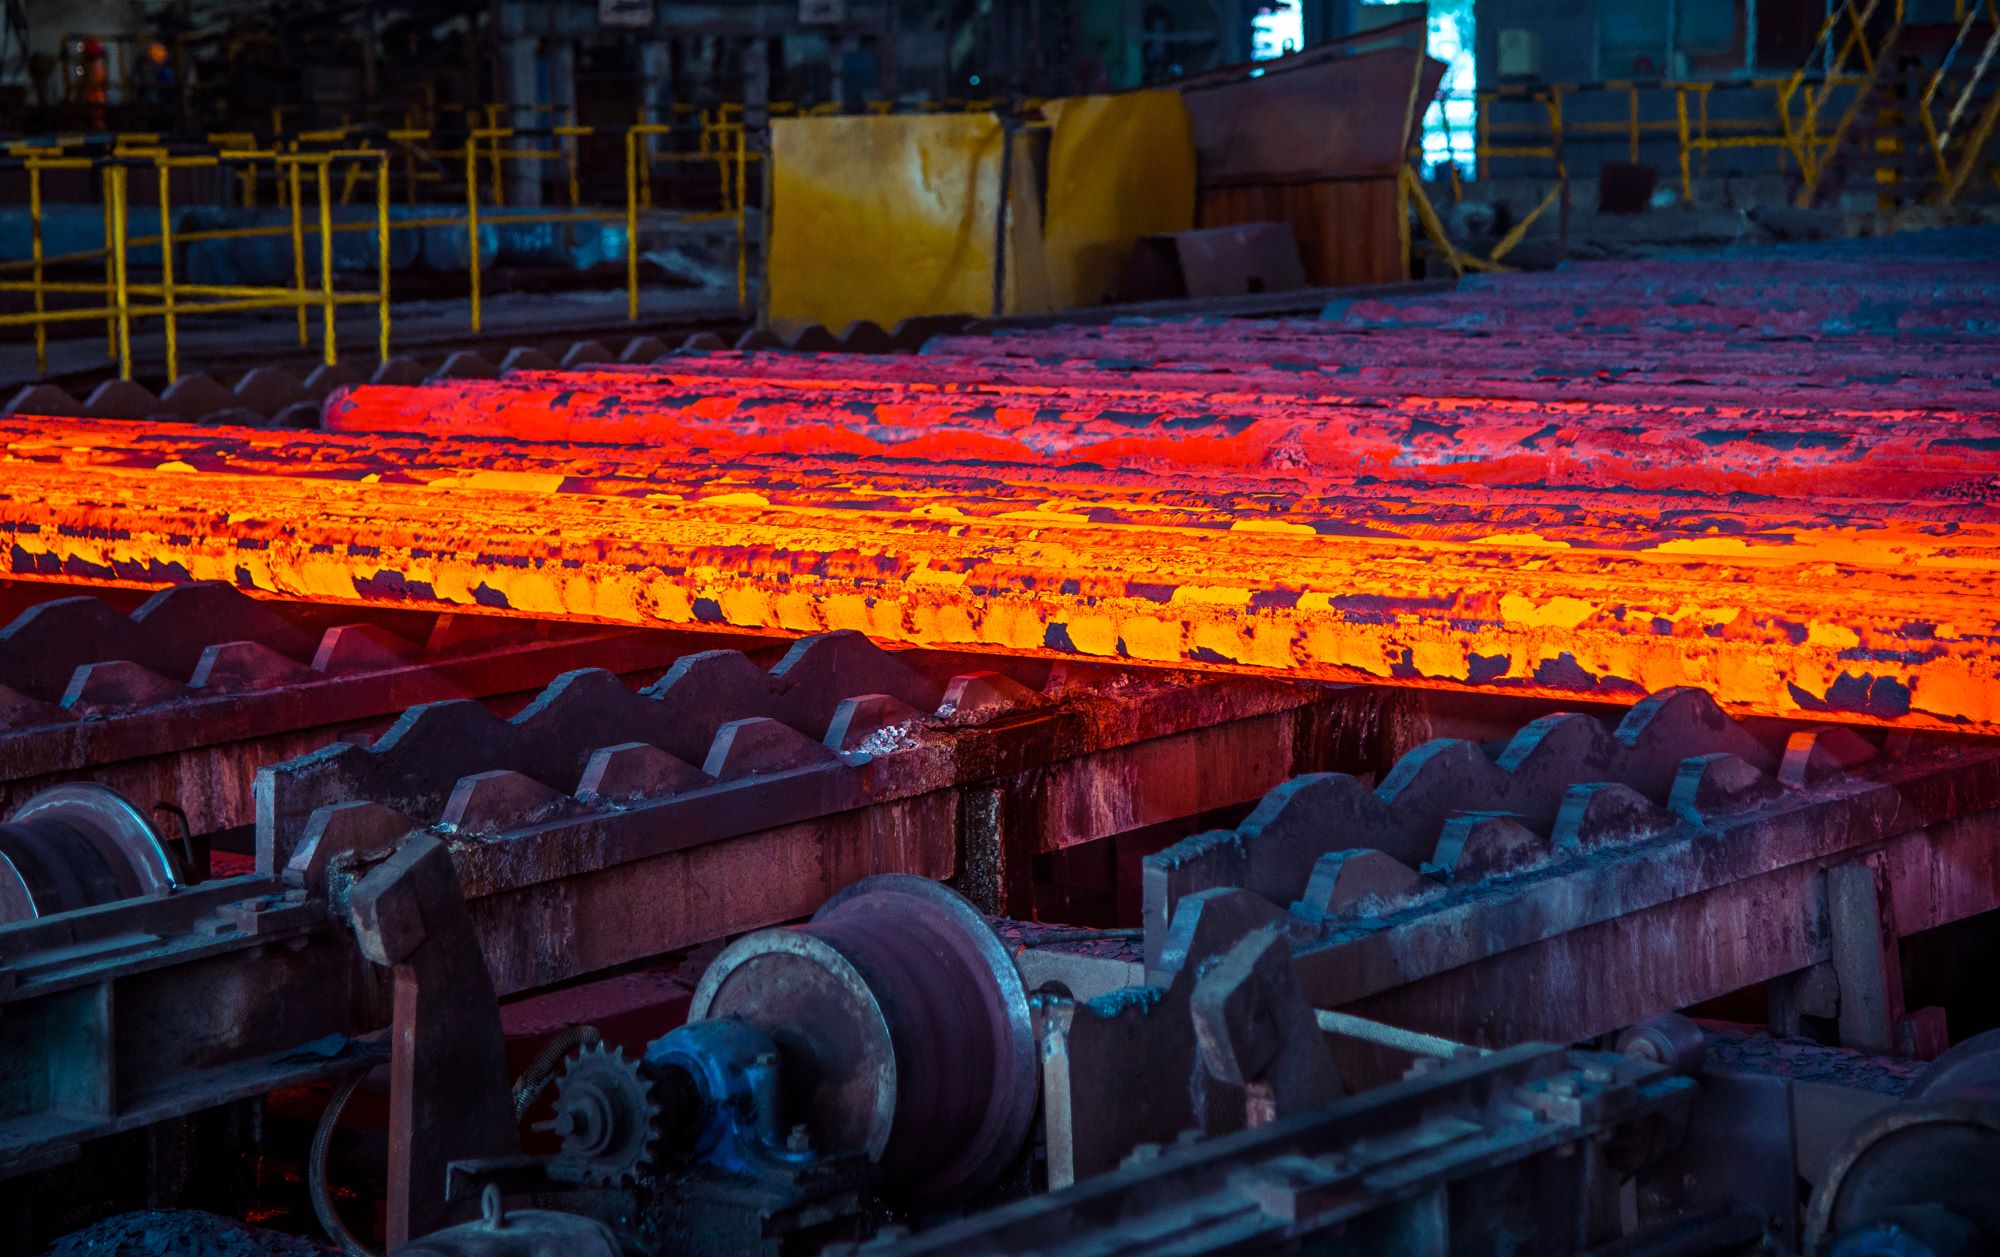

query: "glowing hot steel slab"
left=327, top=370, right=2000, bottom=503
left=2, top=415, right=1997, bottom=732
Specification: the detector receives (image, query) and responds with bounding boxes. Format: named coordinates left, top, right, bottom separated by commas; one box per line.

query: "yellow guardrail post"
left=157, top=158, right=179, bottom=382
left=1675, top=87, right=1693, bottom=199
left=28, top=161, right=45, bottom=376
left=1698, top=84, right=1713, bottom=177
left=626, top=127, right=641, bottom=322
left=317, top=157, right=336, bottom=366
left=1628, top=84, right=1642, bottom=163
left=466, top=129, right=482, bottom=332
left=289, top=162, right=307, bottom=345
left=109, top=164, right=132, bottom=381
left=638, top=108, right=654, bottom=210
left=717, top=120, right=732, bottom=211
left=102, top=166, right=117, bottom=361
left=564, top=122, right=583, bottom=208
left=738, top=122, right=750, bottom=309
left=378, top=151, right=392, bottom=363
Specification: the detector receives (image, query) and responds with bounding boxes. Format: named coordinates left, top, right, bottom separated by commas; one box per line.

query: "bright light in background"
left=1252, top=2, right=1304, bottom=60
left=1360, top=0, right=1477, bottom=178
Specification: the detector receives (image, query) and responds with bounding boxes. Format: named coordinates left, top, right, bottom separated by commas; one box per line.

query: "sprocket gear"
left=537, top=1042, right=661, bottom=1187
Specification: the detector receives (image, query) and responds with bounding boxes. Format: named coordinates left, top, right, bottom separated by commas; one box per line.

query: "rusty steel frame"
left=879, top=1041, right=1698, bottom=1257
left=1002, top=688, right=2000, bottom=1184
left=1294, top=733, right=2000, bottom=1062
left=0, top=624, right=1382, bottom=1196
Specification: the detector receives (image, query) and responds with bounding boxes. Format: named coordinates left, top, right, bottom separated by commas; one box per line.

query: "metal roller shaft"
left=0, top=783, right=182, bottom=923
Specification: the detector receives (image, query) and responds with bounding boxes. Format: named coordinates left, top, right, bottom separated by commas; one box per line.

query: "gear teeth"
left=547, top=1040, right=661, bottom=1187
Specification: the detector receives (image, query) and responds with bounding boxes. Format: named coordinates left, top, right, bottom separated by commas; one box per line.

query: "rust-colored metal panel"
left=1198, top=177, right=1402, bottom=286
left=1178, top=36, right=1444, bottom=185
left=1175, top=21, right=1436, bottom=289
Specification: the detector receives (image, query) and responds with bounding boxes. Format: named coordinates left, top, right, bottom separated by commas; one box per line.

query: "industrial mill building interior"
left=3, top=1, right=2000, bottom=1254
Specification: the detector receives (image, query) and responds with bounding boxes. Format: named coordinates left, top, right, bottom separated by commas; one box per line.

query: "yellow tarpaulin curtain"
left=1040, top=93, right=1196, bottom=310
left=767, top=92, right=1194, bottom=332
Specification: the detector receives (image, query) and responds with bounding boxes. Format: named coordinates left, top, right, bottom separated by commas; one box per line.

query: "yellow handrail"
left=3, top=121, right=755, bottom=381
left=1474, top=79, right=1797, bottom=200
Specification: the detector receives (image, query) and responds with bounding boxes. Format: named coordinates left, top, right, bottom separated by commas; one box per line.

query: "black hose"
left=311, top=1024, right=600, bottom=1257
left=309, top=1068, right=377, bottom=1257
left=512, top=1023, right=601, bottom=1121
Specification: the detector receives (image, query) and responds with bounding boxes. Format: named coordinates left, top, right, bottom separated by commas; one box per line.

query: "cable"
left=309, top=1068, right=378, bottom=1257
left=512, top=1023, right=601, bottom=1121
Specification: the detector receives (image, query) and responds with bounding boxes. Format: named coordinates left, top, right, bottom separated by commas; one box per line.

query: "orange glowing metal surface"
left=329, top=369, right=2000, bottom=504
left=3, top=413, right=1996, bottom=732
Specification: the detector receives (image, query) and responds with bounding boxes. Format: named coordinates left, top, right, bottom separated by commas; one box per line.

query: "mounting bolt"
left=786, top=1123, right=812, bottom=1152
left=1582, top=1063, right=1616, bottom=1084
left=1547, top=1077, right=1580, bottom=1098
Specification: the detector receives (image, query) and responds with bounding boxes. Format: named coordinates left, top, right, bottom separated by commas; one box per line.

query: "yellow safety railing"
left=1475, top=85, right=1567, bottom=174
left=1475, top=79, right=1800, bottom=201
left=269, top=117, right=751, bottom=331
left=1673, top=79, right=1805, bottom=196
left=0, top=148, right=390, bottom=380
left=2, top=120, right=755, bottom=380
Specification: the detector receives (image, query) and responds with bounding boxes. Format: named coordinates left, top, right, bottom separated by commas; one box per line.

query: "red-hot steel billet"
left=2, top=414, right=1996, bottom=733
left=325, top=368, right=2000, bottom=503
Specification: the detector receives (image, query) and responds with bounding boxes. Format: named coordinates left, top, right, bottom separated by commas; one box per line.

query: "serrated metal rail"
left=0, top=579, right=743, bottom=841
left=1176, top=686, right=2000, bottom=1047
left=1011, top=687, right=2000, bottom=1176
left=258, top=628, right=1376, bottom=994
